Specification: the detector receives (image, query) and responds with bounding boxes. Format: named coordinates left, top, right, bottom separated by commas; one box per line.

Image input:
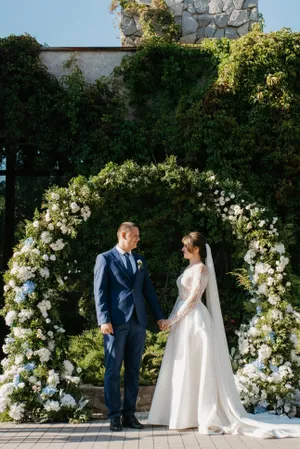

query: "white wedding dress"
left=148, top=244, right=300, bottom=438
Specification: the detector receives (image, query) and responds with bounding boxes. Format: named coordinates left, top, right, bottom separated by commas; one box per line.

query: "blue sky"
left=0, top=0, right=299, bottom=47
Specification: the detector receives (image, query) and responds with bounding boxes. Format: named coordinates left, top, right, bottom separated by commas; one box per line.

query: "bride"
left=148, top=232, right=300, bottom=438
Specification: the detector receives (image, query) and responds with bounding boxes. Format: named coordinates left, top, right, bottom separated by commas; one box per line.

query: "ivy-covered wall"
left=1, top=28, right=300, bottom=348
left=119, top=0, right=259, bottom=46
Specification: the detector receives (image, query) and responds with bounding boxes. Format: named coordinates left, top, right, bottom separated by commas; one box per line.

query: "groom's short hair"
left=117, top=222, right=138, bottom=238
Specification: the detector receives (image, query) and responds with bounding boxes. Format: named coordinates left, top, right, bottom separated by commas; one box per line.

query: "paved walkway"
left=1, top=416, right=300, bottom=449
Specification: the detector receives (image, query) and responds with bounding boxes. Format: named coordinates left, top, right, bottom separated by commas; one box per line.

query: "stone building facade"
left=121, top=0, right=259, bottom=46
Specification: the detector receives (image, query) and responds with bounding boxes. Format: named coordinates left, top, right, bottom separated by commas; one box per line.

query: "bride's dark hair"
left=182, top=232, right=207, bottom=260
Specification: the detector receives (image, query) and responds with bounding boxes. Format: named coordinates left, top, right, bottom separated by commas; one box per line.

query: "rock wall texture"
left=121, top=0, right=259, bottom=46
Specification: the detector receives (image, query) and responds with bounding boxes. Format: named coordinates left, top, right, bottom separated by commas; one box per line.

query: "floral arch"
left=1, top=158, right=300, bottom=422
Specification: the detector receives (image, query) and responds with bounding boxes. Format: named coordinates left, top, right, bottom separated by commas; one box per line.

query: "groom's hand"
left=100, top=323, right=114, bottom=335
left=157, top=319, right=168, bottom=331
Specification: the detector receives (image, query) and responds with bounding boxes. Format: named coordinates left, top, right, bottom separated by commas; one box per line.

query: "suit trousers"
left=103, top=311, right=146, bottom=418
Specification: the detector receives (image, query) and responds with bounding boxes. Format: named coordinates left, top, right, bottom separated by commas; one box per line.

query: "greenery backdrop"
left=1, top=28, right=300, bottom=366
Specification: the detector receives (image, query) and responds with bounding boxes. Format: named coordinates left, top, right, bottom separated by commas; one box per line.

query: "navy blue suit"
left=94, top=246, right=165, bottom=418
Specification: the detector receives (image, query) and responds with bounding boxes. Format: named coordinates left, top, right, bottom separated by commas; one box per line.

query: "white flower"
left=33, top=220, right=39, bottom=228
left=276, top=256, right=289, bottom=272
left=28, top=376, right=37, bottom=384
left=290, top=334, right=298, bottom=347
left=37, top=329, right=46, bottom=340
left=44, top=400, right=60, bottom=412
left=269, top=372, right=282, bottom=384
left=39, top=267, right=50, bottom=279
left=261, top=390, right=267, bottom=399
left=270, top=309, right=283, bottom=321
left=286, top=304, right=293, bottom=313
left=60, top=394, right=76, bottom=408
left=26, top=349, right=34, bottom=359
left=37, top=300, right=51, bottom=318
left=230, top=193, right=235, bottom=199
left=5, top=310, right=17, bottom=326
left=42, top=254, right=49, bottom=261
left=50, top=239, right=65, bottom=251
left=258, top=220, right=265, bottom=227
left=70, top=202, right=80, bottom=213
left=41, top=232, right=52, bottom=244
left=45, top=210, right=51, bottom=222
left=248, top=327, right=260, bottom=337
left=18, top=309, right=34, bottom=323
left=11, top=264, right=35, bottom=282
left=13, top=327, right=33, bottom=339
left=257, top=283, right=268, bottom=296
left=268, top=295, right=280, bottom=306
left=51, top=204, right=58, bottom=211
left=48, top=224, right=54, bottom=230
left=35, top=348, right=51, bottom=363
left=63, top=360, right=74, bottom=376
left=81, top=205, right=91, bottom=221
left=60, top=225, right=69, bottom=234
left=64, top=375, right=81, bottom=384
left=258, top=344, right=272, bottom=360
left=9, top=279, right=16, bottom=288
left=239, top=339, right=249, bottom=355
left=48, top=341, right=55, bottom=351
left=9, top=403, right=25, bottom=421
left=273, top=243, right=285, bottom=254
left=233, top=205, right=243, bottom=215
left=51, top=193, right=60, bottom=200
left=47, top=370, right=60, bottom=387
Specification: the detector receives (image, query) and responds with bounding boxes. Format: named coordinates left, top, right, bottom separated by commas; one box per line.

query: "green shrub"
left=68, top=328, right=168, bottom=386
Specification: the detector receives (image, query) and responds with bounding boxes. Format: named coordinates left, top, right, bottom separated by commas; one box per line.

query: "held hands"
left=157, top=319, right=171, bottom=331
left=100, top=322, right=114, bottom=335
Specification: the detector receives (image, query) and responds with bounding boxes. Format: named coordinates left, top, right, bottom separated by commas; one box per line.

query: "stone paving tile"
left=2, top=418, right=300, bottom=449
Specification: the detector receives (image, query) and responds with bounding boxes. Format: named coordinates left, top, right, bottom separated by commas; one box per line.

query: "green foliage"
left=2, top=29, right=300, bottom=364
left=68, top=328, right=168, bottom=386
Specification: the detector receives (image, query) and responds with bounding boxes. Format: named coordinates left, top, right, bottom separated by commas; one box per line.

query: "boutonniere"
left=137, top=259, right=143, bottom=271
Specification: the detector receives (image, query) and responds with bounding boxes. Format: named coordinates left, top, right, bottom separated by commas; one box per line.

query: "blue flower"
left=24, top=362, right=35, bottom=372
left=269, top=364, right=279, bottom=373
left=13, top=374, right=20, bottom=386
left=23, top=281, right=36, bottom=295
left=265, top=331, right=276, bottom=343
left=252, top=359, right=265, bottom=370
left=24, top=237, right=34, bottom=247
left=15, top=291, right=26, bottom=303
left=254, top=405, right=267, bottom=414
left=42, top=386, right=57, bottom=396
left=256, top=306, right=262, bottom=315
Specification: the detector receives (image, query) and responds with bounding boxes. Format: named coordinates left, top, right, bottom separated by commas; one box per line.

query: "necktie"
left=124, top=253, right=134, bottom=278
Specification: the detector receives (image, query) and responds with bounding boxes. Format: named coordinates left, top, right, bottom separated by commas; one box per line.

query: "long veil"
left=205, top=243, right=300, bottom=438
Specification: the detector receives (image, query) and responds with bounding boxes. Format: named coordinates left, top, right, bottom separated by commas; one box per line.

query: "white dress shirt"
left=116, top=245, right=137, bottom=274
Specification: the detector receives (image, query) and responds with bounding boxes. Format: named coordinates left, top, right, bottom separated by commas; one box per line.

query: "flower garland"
left=0, top=178, right=93, bottom=422
left=1, top=159, right=300, bottom=421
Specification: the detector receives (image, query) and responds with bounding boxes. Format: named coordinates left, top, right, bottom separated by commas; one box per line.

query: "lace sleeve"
left=169, top=266, right=206, bottom=326
left=168, top=297, right=181, bottom=321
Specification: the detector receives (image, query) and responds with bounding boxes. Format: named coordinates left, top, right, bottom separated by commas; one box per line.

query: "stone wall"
left=40, top=48, right=135, bottom=84
left=121, top=0, right=259, bottom=46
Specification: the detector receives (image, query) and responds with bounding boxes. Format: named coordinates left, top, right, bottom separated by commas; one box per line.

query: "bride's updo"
left=182, top=232, right=207, bottom=260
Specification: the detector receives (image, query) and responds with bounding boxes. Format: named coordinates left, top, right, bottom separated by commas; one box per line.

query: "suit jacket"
left=94, top=247, right=165, bottom=327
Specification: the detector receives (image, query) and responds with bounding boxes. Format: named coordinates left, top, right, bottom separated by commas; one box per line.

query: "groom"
left=94, top=222, right=165, bottom=431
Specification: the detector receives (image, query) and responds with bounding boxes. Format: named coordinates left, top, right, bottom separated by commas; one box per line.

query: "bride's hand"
left=161, top=319, right=171, bottom=331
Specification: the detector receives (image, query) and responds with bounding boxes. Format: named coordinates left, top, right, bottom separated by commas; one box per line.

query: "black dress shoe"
left=122, top=414, right=144, bottom=429
left=110, top=416, right=122, bottom=431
